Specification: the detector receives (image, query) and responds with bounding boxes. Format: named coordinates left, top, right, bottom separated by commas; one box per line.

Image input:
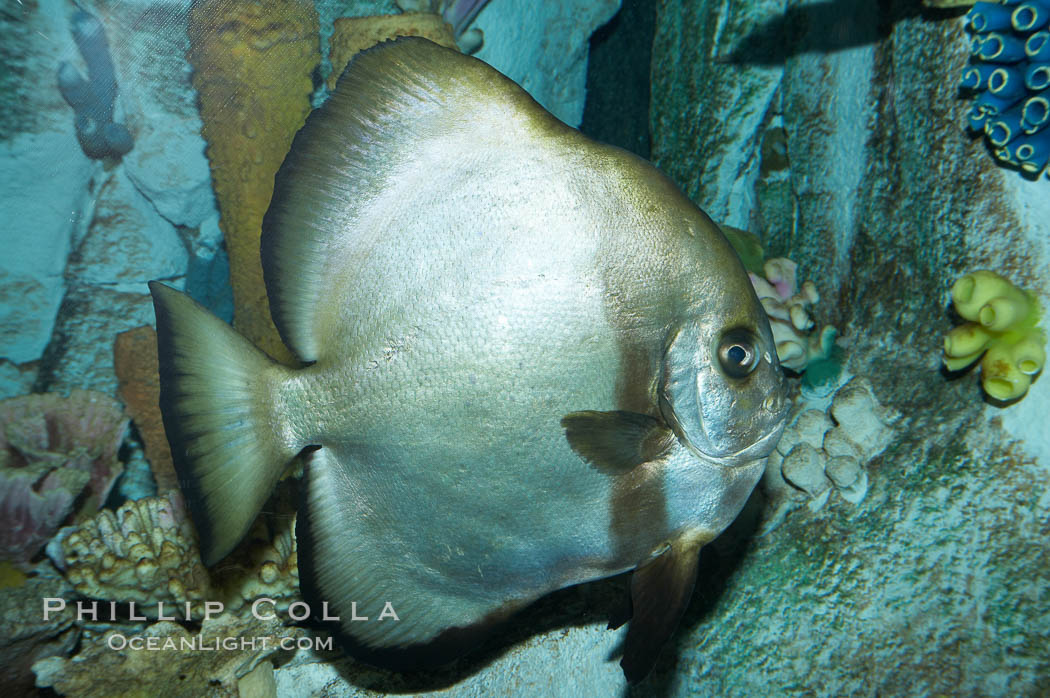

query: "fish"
left=149, top=37, right=789, bottom=682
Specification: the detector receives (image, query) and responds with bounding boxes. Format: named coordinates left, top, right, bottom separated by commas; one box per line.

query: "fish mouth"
left=681, top=420, right=787, bottom=468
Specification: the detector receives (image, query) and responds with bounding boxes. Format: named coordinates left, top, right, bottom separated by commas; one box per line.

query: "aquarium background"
left=1, top=0, right=1048, bottom=695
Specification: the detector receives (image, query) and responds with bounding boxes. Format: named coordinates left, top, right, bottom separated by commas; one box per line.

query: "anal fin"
left=297, top=446, right=519, bottom=670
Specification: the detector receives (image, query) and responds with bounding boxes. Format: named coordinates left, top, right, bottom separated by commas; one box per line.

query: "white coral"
left=56, top=491, right=211, bottom=614
left=765, top=378, right=898, bottom=510
left=52, top=491, right=299, bottom=616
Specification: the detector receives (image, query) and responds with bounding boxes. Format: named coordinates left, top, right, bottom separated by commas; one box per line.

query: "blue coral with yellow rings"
left=961, top=0, right=1050, bottom=178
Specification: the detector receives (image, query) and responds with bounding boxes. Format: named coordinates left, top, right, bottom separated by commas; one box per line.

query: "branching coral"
left=55, top=491, right=211, bottom=615
left=960, top=0, right=1050, bottom=177
left=57, top=9, right=133, bottom=159
left=212, top=506, right=299, bottom=614
left=327, top=14, right=459, bottom=92
left=749, top=257, right=838, bottom=372
left=0, top=391, right=127, bottom=564
left=944, top=270, right=1045, bottom=401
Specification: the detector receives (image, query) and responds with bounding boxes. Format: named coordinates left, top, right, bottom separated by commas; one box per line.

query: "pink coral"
left=750, top=258, right=837, bottom=372
left=0, top=390, right=127, bottom=563
left=0, top=469, right=83, bottom=563
left=395, top=0, right=490, bottom=51
left=440, top=0, right=490, bottom=37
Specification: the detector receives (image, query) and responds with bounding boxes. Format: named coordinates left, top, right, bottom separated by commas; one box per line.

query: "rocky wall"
left=1, top=0, right=620, bottom=402
left=647, top=0, right=1050, bottom=694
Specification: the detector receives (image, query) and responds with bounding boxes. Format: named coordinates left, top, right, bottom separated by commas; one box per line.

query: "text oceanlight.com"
left=106, top=634, right=334, bottom=652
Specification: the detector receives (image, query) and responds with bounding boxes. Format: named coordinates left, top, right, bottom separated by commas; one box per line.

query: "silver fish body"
left=150, top=37, right=788, bottom=681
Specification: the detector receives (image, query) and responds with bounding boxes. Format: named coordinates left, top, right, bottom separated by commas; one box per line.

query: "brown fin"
left=620, top=536, right=704, bottom=683
left=560, top=410, right=674, bottom=474
left=607, top=589, right=633, bottom=631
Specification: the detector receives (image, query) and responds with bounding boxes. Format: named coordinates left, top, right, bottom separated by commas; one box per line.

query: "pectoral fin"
left=560, top=410, right=674, bottom=475
left=620, top=535, right=704, bottom=683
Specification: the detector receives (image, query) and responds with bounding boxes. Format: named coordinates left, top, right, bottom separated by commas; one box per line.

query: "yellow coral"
left=944, top=270, right=1045, bottom=401
left=187, top=0, right=320, bottom=364
left=328, top=14, right=457, bottom=91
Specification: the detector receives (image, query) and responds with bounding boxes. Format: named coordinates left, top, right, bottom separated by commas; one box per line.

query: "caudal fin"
left=149, top=282, right=302, bottom=565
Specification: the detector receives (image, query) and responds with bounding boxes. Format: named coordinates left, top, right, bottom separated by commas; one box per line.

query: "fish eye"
left=717, top=329, right=759, bottom=378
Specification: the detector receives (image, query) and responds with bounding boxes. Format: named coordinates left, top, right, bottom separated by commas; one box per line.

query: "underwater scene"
left=1, top=0, right=1048, bottom=695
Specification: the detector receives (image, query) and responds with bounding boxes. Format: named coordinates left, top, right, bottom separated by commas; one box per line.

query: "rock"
left=183, top=214, right=234, bottom=321
left=650, top=0, right=785, bottom=230
left=103, top=2, right=220, bottom=229
left=35, top=285, right=160, bottom=397
left=0, top=571, right=78, bottom=697
left=0, top=129, right=93, bottom=364
left=238, top=660, right=277, bottom=698
left=0, top=360, right=38, bottom=401
left=33, top=612, right=297, bottom=698
left=123, top=123, right=216, bottom=229
left=66, top=169, right=188, bottom=292
left=273, top=621, right=626, bottom=696
left=1, top=0, right=218, bottom=371
left=474, top=0, right=621, bottom=127
left=579, top=0, right=656, bottom=159
left=647, top=0, right=1050, bottom=693
left=115, top=442, right=157, bottom=503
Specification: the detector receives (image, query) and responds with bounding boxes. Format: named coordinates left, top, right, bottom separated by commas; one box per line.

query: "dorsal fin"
left=261, top=37, right=561, bottom=361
